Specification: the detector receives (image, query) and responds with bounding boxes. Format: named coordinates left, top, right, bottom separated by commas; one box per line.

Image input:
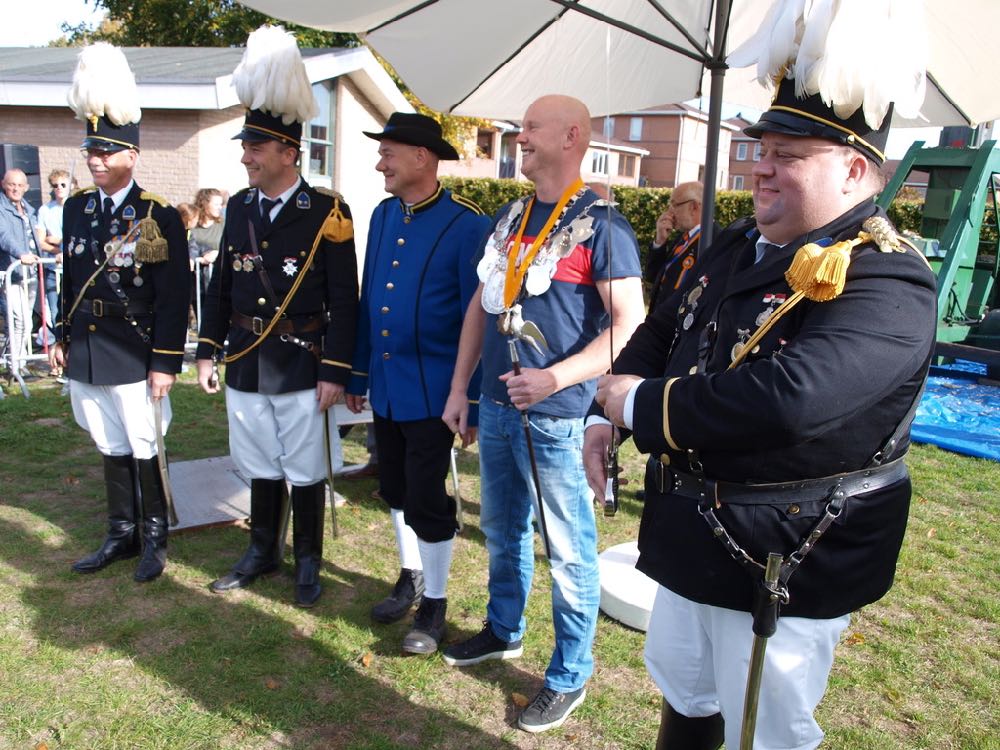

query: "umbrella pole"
left=700, top=0, right=732, bottom=248
left=739, top=552, right=784, bottom=750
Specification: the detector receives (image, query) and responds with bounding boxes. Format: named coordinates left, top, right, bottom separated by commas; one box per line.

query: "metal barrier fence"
left=2, top=257, right=61, bottom=398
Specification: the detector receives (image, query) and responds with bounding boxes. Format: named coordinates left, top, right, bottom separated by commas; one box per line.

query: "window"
left=618, top=154, right=636, bottom=177
left=732, top=175, right=745, bottom=190
left=603, top=117, right=615, bottom=138
left=476, top=130, right=494, bottom=159
left=591, top=151, right=609, bottom=175
left=302, top=82, right=335, bottom=181
left=736, top=142, right=748, bottom=161
left=629, top=117, right=643, bottom=141
left=753, top=142, right=762, bottom=161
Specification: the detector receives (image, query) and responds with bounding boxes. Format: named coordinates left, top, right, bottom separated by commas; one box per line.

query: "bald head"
left=518, top=95, right=592, bottom=200
left=2, top=169, right=28, bottom=205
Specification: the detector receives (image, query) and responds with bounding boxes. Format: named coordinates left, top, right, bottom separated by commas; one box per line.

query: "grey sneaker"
left=441, top=620, right=523, bottom=666
left=517, top=686, right=586, bottom=733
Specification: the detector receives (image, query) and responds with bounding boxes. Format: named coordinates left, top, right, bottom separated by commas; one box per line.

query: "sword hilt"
left=603, top=440, right=619, bottom=516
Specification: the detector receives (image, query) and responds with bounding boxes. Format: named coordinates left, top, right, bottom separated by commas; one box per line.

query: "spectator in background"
left=0, top=168, right=41, bottom=375
left=645, top=181, right=714, bottom=312
left=36, top=169, right=71, bottom=348
left=190, top=188, right=224, bottom=296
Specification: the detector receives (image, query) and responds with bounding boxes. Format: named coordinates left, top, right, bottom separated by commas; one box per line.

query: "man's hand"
left=583, top=423, right=615, bottom=499
left=442, top=389, right=476, bottom=447
left=148, top=371, right=176, bottom=401
left=196, top=358, right=220, bottom=394
left=316, top=381, right=344, bottom=412
left=19, top=252, right=39, bottom=265
left=596, top=373, right=643, bottom=428
left=499, top=367, right=558, bottom=410
left=346, top=393, right=367, bottom=414
left=50, top=341, right=67, bottom=371
left=654, top=210, right=676, bottom=247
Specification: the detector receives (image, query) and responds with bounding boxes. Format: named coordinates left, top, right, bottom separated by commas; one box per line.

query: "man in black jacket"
left=585, top=76, right=937, bottom=750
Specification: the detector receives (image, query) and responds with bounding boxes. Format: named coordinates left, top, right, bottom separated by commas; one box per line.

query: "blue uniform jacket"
left=348, top=186, right=488, bottom=425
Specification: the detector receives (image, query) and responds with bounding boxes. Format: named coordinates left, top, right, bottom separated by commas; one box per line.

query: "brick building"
left=726, top=113, right=756, bottom=191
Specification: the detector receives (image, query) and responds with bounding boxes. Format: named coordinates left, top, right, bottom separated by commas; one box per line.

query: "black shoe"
left=209, top=566, right=279, bottom=592
left=371, top=568, right=424, bottom=623
left=72, top=454, right=140, bottom=574
left=517, top=686, right=586, bottom=733
left=340, top=462, right=379, bottom=480
left=402, top=597, right=447, bottom=654
left=72, top=534, right=140, bottom=573
left=441, top=620, right=523, bottom=666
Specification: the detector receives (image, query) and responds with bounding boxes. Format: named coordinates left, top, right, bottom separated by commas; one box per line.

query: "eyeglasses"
left=50, top=182, right=68, bottom=188
left=80, top=148, right=119, bottom=160
left=669, top=198, right=696, bottom=209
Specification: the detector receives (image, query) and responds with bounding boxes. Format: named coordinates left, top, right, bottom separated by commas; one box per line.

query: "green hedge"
left=441, top=176, right=930, bottom=251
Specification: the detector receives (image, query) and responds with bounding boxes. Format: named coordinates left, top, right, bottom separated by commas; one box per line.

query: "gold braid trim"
left=134, top=201, right=169, bottom=263
left=728, top=291, right=807, bottom=370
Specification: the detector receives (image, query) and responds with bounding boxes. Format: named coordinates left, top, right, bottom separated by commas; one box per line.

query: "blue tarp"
left=911, top=360, right=1000, bottom=462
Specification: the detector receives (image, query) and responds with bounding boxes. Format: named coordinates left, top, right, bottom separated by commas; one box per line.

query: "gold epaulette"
left=451, top=193, right=484, bottom=215
left=140, top=191, right=170, bottom=207
left=321, top=197, right=353, bottom=243
left=314, top=186, right=344, bottom=200
left=72, top=186, right=97, bottom=197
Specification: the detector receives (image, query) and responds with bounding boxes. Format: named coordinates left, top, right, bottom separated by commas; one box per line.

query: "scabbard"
left=153, top=398, right=179, bottom=527
left=324, top=409, right=339, bottom=538
left=739, top=552, right=784, bottom=750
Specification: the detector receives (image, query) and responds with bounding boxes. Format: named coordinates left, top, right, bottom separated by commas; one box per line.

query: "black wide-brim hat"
left=744, top=76, right=892, bottom=165
left=81, top=114, right=139, bottom=152
left=233, top=108, right=303, bottom=149
left=364, top=112, right=460, bottom=160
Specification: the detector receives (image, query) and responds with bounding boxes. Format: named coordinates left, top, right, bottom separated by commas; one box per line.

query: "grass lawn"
left=0, top=368, right=997, bottom=749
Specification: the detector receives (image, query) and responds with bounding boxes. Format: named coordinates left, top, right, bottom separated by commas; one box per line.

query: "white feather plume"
left=727, top=0, right=928, bottom=128
left=232, top=25, right=318, bottom=125
left=66, top=42, right=141, bottom=126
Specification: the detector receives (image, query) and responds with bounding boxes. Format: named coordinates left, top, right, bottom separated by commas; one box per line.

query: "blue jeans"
left=478, top=397, right=599, bottom=693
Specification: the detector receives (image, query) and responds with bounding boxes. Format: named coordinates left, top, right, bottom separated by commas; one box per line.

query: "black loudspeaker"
left=0, top=143, right=42, bottom=210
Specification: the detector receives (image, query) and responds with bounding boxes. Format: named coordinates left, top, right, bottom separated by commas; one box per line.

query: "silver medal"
left=756, top=307, right=774, bottom=326
left=108, top=271, right=120, bottom=284
left=525, top=263, right=554, bottom=297
left=731, top=342, right=745, bottom=361
left=683, top=312, right=694, bottom=330
left=75, top=243, right=85, bottom=256
left=133, top=276, right=144, bottom=287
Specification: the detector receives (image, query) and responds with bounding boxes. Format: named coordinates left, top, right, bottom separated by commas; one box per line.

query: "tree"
left=59, top=0, right=358, bottom=48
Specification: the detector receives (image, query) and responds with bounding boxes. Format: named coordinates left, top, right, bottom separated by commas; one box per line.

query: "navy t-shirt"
left=478, top=189, right=641, bottom=418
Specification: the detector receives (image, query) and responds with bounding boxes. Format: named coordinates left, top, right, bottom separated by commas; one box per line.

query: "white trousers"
left=226, top=387, right=342, bottom=486
left=70, top=379, right=170, bottom=460
left=7, top=280, right=35, bottom=371
left=644, top=585, right=850, bottom=750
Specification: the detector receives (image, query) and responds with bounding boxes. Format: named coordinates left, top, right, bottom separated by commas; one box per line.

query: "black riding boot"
left=292, top=481, right=325, bottom=608
left=210, top=478, right=286, bottom=592
left=655, top=700, right=725, bottom=750
left=402, top=596, right=447, bottom=654
left=72, top=454, right=140, bottom=573
left=133, top=457, right=169, bottom=582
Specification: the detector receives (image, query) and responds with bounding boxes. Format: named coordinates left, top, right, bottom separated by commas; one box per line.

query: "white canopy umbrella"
left=239, top=0, right=1000, bottom=239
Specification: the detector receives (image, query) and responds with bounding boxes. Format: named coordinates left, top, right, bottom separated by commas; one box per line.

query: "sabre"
left=507, top=339, right=551, bottom=560
left=740, top=552, right=786, bottom=750
left=152, top=398, right=179, bottom=527
left=323, top=409, right=339, bottom=538
left=449, top=446, right=464, bottom=533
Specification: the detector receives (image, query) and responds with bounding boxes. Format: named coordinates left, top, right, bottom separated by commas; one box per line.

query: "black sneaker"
left=441, top=620, right=523, bottom=666
left=517, top=686, right=586, bottom=733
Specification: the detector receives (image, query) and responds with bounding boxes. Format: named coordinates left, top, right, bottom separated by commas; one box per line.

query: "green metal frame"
left=877, top=141, right=1000, bottom=346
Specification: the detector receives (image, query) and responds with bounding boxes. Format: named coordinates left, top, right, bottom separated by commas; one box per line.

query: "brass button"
left=397, top=238, right=405, bottom=246
left=386, top=282, right=394, bottom=290
left=261, top=240, right=269, bottom=249
left=751, top=345, right=760, bottom=354
left=787, top=504, right=800, bottom=515
left=689, top=365, right=698, bottom=374
left=257, top=297, right=267, bottom=306
left=299, top=251, right=306, bottom=257
left=89, top=280, right=96, bottom=287
left=392, top=260, right=400, bottom=268
left=381, top=306, right=389, bottom=314
left=228, top=245, right=234, bottom=251
left=403, top=216, right=411, bottom=224
left=659, top=453, right=670, bottom=465
left=383, top=353, right=390, bottom=360
left=381, top=329, right=389, bottom=337
left=88, top=324, right=96, bottom=332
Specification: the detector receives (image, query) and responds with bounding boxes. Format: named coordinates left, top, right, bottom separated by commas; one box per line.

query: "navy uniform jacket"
left=616, top=200, right=937, bottom=618
left=347, top=186, right=488, bottom=423
left=58, top=184, right=190, bottom=385
left=196, top=183, right=358, bottom=393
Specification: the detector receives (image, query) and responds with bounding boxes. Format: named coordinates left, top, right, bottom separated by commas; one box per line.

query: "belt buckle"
left=92, top=299, right=104, bottom=318
left=252, top=316, right=264, bottom=335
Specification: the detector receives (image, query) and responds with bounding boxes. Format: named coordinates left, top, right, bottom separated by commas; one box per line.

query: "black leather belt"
left=231, top=310, right=325, bottom=336
left=79, top=298, right=153, bottom=318
left=647, top=456, right=908, bottom=505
